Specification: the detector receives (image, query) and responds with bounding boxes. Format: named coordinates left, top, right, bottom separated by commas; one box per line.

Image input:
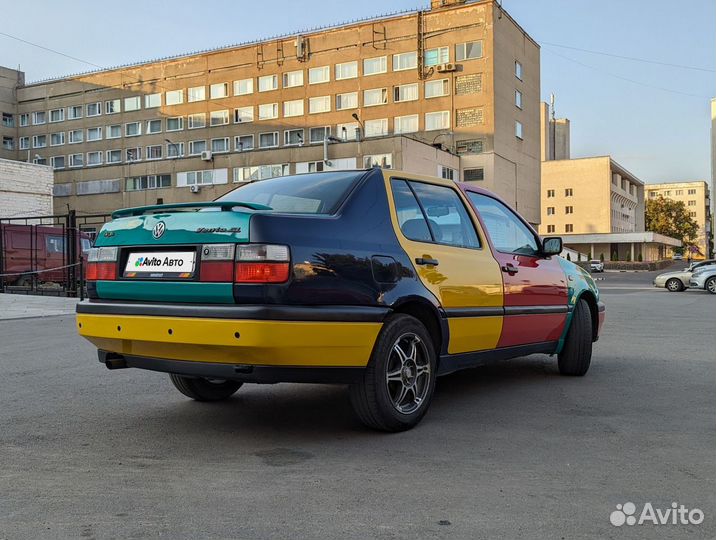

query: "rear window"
left=217, top=171, right=366, bottom=214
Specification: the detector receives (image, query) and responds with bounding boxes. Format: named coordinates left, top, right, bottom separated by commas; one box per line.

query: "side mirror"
left=541, top=236, right=562, bottom=256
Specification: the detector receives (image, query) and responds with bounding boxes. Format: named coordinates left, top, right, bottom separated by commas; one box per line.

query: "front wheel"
left=666, top=278, right=683, bottom=292
left=706, top=277, right=716, bottom=294
left=169, top=374, right=242, bottom=401
left=558, top=299, right=593, bottom=376
left=349, top=314, right=436, bottom=432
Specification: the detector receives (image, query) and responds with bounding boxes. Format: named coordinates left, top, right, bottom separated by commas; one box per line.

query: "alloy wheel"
left=385, top=333, right=431, bottom=414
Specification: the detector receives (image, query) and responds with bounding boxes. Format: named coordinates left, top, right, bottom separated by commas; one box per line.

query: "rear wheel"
left=706, top=277, right=716, bottom=294
left=666, top=278, right=683, bottom=292
left=558, top=299, right=593, bottom=376
left=169, top=374, right=242, bottom=401
left=350, top=314, right=436, bottom=432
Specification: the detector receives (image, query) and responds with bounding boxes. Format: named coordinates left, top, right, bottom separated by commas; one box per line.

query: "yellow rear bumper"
left=77, top=313, right=381, bottom=367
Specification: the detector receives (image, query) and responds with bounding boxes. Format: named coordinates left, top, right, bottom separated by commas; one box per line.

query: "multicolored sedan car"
left=77, top=169, right=605, bottom=431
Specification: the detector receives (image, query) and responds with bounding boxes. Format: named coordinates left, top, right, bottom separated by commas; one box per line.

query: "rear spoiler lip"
left=111, top=201, right=272, bottom=219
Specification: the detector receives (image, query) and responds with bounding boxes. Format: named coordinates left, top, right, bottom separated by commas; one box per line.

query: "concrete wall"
left=0, top=158, right=53, bottom=217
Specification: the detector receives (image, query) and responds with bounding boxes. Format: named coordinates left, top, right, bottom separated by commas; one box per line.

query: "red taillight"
left=200, top=261, right=234, bottom=282
left=86, top=262, right=116, bottom=281
left=235, top=262, right=290, bottom=283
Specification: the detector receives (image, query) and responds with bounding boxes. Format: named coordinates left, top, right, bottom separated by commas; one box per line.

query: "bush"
left=599, top=253, right=604, bottom=262
left=626, top=252, right=632, bottom=262
left=637, top=253, right=643, bottom=262
left=612, top=251, right=618, bottom=261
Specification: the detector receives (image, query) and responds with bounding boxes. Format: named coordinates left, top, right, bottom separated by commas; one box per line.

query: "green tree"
left=645, top=196, right=699, bottom=251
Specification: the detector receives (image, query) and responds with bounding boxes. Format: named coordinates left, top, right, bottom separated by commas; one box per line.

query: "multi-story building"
left=645, top=181, right=712, bottom=259
left=0, top=67, right=23, bottom=161
left=539, top=101, right=569, bottom=161
left=0, top=0, right=541, bottom=226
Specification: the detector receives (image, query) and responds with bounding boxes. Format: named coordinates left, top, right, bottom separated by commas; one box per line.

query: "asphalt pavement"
left=0, top=269, right=714, bottom=539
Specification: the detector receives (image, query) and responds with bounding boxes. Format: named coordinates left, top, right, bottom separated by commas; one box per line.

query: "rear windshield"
left=217, top=171, right=366, bottom=214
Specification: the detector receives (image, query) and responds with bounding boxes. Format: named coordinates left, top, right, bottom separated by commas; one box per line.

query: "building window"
left=425, top=111, right=450, bottom=131
left=144, top=93, right=161, bottom=109
left=68, top=130, right=83, bottom=144
left=565, top=206, right=573, bottom=214
left=85, top=102, right=101, bottom=116
left=146, top=119, right=162, bottom=134
left=234, top=135, right=254, bottom=152
left=210, top=82, right=229, bottom=99
left=424, top=46, right=449, bottom=67
left=31, top=155, right=46, bottom=165
left=282, top=70, right=304, bottom=88
left=2, top=136, right=13, bottom=150
left=146, top=145, right=163, bottom=160
left=565, top=188, right=573, bottom=197
left=19, top=113, right=29, bottom=126
left=394, top=83, right=418, bottom=103
left=211, top=138, right=229, bottom=153
left=337, top=122, right=360, bottom=141
left=515, top=60, right=523, bottom=80
left=234, top=106, right=254, bottom=123
left=233, top=164, right=288, bottom=183
left=124, top=96, right=141, bottom=111
left=425, top=79, right=449, bottom=99
left=19, top=136, right=29, bottom=150
left=689, top=211, right=697, bottom=217
left=67, top=105, right=82, bottom=120
left=515, top=89, right=523, bottom=109
left=125, top=122, right=141, bottom=137
left=210, top=110, right=230, bottom=126
left=166, top=142, right=184, bottom=158
left=49, top=108, right=64, bottom=123
left=335, top=61, right=358, bottom=80
left=188, top=113, right=206, bottom=129
left=50, top=132, right=65, bottom=146
left=456, top=107, right=484, bottom=127
left=86, top=127, right=102, bottom=141
left=188, top=140, right=207, bottom=155
left=363, top=153, right=392, bottom=168
left=106, top=149, right=122, bottom=163
left=336, top=92, right=358, bottom=111
left=515, top=121, right=523, bottom=139
left=106, top=125, right=121, bottom=139
left=309, top=96, right=331, bottom=114
left=188, top=86, right=206, bottom=102
left=547, top=207, right=555, bottom=215
left=393, top=51, right=417, bottom=71
left=259, top=131, right=279, bottom=148
left=363, top=56, right=387, bottom=76
left=180, top=170, right=226, bottom=187
left=565, top=224, right=573, bottom=233
left=105, top=99, right=120, bottom=114
left=456, top=41, right=483, bottom=61
left=234, top=78, right=253, bottom=96
left=126, top=174, right=171, bottom=191
left=32, top=111, right=46, bottom=125
left=464, top=168, right=484, bottom=182
left=283, top=99, right=304, bottom=117
left=547, top=189, right=555, bottom=198
left=258, top=74, right=278, bottom=92
left=86, top=151, right=102, bottom=166
left=51, top=156, right=65, bottom=170
left=675, top=189, right=683, bottom=195
left=394, top=114, right=419, bottom=134
left=547, top=225, right=555, bottom=233
left=308, top=66, right=330, bottom=84
left=69, top=153, right=84, bottom=168
left=456, top=139, right=484, bottom=155
left=284, top=129, right=304, bottom=146
left=688, top=200, right=696, bottom=206
left=125, top=147, right=141, bottom=162
left=165, top=89, right=184, bottom=106
left=439, top=165, right=457, bottom=180
left=166, top=117, right=183, bottom=131
left=309, top=126, right=330, bottom=144
left=258, top=103, right=278, bottom=120
left=364, top=88, right=388, bottom=107
left=364, top=118, right=389, bottom=137
left=688, top=188, right=697, bottom=195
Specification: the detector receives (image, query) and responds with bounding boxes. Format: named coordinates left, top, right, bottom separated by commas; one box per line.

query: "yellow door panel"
left=448, top=316, right=503, bottom=354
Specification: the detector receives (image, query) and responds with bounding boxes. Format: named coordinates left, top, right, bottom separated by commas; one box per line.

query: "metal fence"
left=0, top=211, right=112, bottom=297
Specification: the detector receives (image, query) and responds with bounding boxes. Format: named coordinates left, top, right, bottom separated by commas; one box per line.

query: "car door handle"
left=415, top=257, right=439, bottom=266
left=501, top=263, right=518, bottom=275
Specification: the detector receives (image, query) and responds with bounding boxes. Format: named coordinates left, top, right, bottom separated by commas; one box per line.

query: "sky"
left=1, top=0, right=714, bottom=185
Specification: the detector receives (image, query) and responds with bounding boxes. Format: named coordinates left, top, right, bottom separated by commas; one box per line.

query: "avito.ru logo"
left=610, top=502, right=704, bottom=527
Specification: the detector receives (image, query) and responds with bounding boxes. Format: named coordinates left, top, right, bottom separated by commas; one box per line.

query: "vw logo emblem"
left=152, top=221, right=166, bottom=239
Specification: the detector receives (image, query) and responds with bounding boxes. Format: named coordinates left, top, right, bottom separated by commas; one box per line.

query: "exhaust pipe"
left=99, top=351, right=128, bottom=370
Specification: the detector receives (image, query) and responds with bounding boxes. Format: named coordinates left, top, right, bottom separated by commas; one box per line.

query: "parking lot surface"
left=0, top=271, right=714, bottom=539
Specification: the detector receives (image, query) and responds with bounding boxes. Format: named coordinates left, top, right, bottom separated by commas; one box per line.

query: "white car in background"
left=590, top=260, right=604, bottom=273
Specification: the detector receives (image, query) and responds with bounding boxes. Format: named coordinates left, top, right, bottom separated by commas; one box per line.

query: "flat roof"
left=560, top=231, right=681, bottom=247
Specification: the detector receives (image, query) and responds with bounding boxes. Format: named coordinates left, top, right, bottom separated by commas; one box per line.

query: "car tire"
left=169, top=374, right=242, bottom=401
left=706, top=277, right=716, bottom=294
left=349, top=314, right=437, bottom=432
left=558, top=298, right=593, bottom=377
left=666, top=278, right=684, bottom=292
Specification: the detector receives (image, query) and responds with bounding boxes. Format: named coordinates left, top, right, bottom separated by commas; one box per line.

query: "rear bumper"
left=77, top=300, right=387, bottom=368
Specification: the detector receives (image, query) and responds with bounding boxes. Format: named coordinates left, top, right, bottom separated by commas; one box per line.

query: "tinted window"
left=391, top=179, right=432, bottom=242
left=217, top=171, right=365, bottom=214
left=46, top=236, right=65, bottom=253
left=466, top=192, right=538, bottom=255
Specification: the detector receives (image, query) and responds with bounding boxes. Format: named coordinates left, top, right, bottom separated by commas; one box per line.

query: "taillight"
left=85, top=247, right=118, bottom=281
left=235, top=244, right=290, bottom=283
left=200, top=243, right=235, bottom=282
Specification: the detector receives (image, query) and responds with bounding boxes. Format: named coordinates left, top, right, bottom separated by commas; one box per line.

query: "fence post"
left=67, top=210, right=77, bottom=297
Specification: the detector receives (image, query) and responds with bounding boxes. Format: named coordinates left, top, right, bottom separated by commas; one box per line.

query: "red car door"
left=463, top=189, right=569, bottom=348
